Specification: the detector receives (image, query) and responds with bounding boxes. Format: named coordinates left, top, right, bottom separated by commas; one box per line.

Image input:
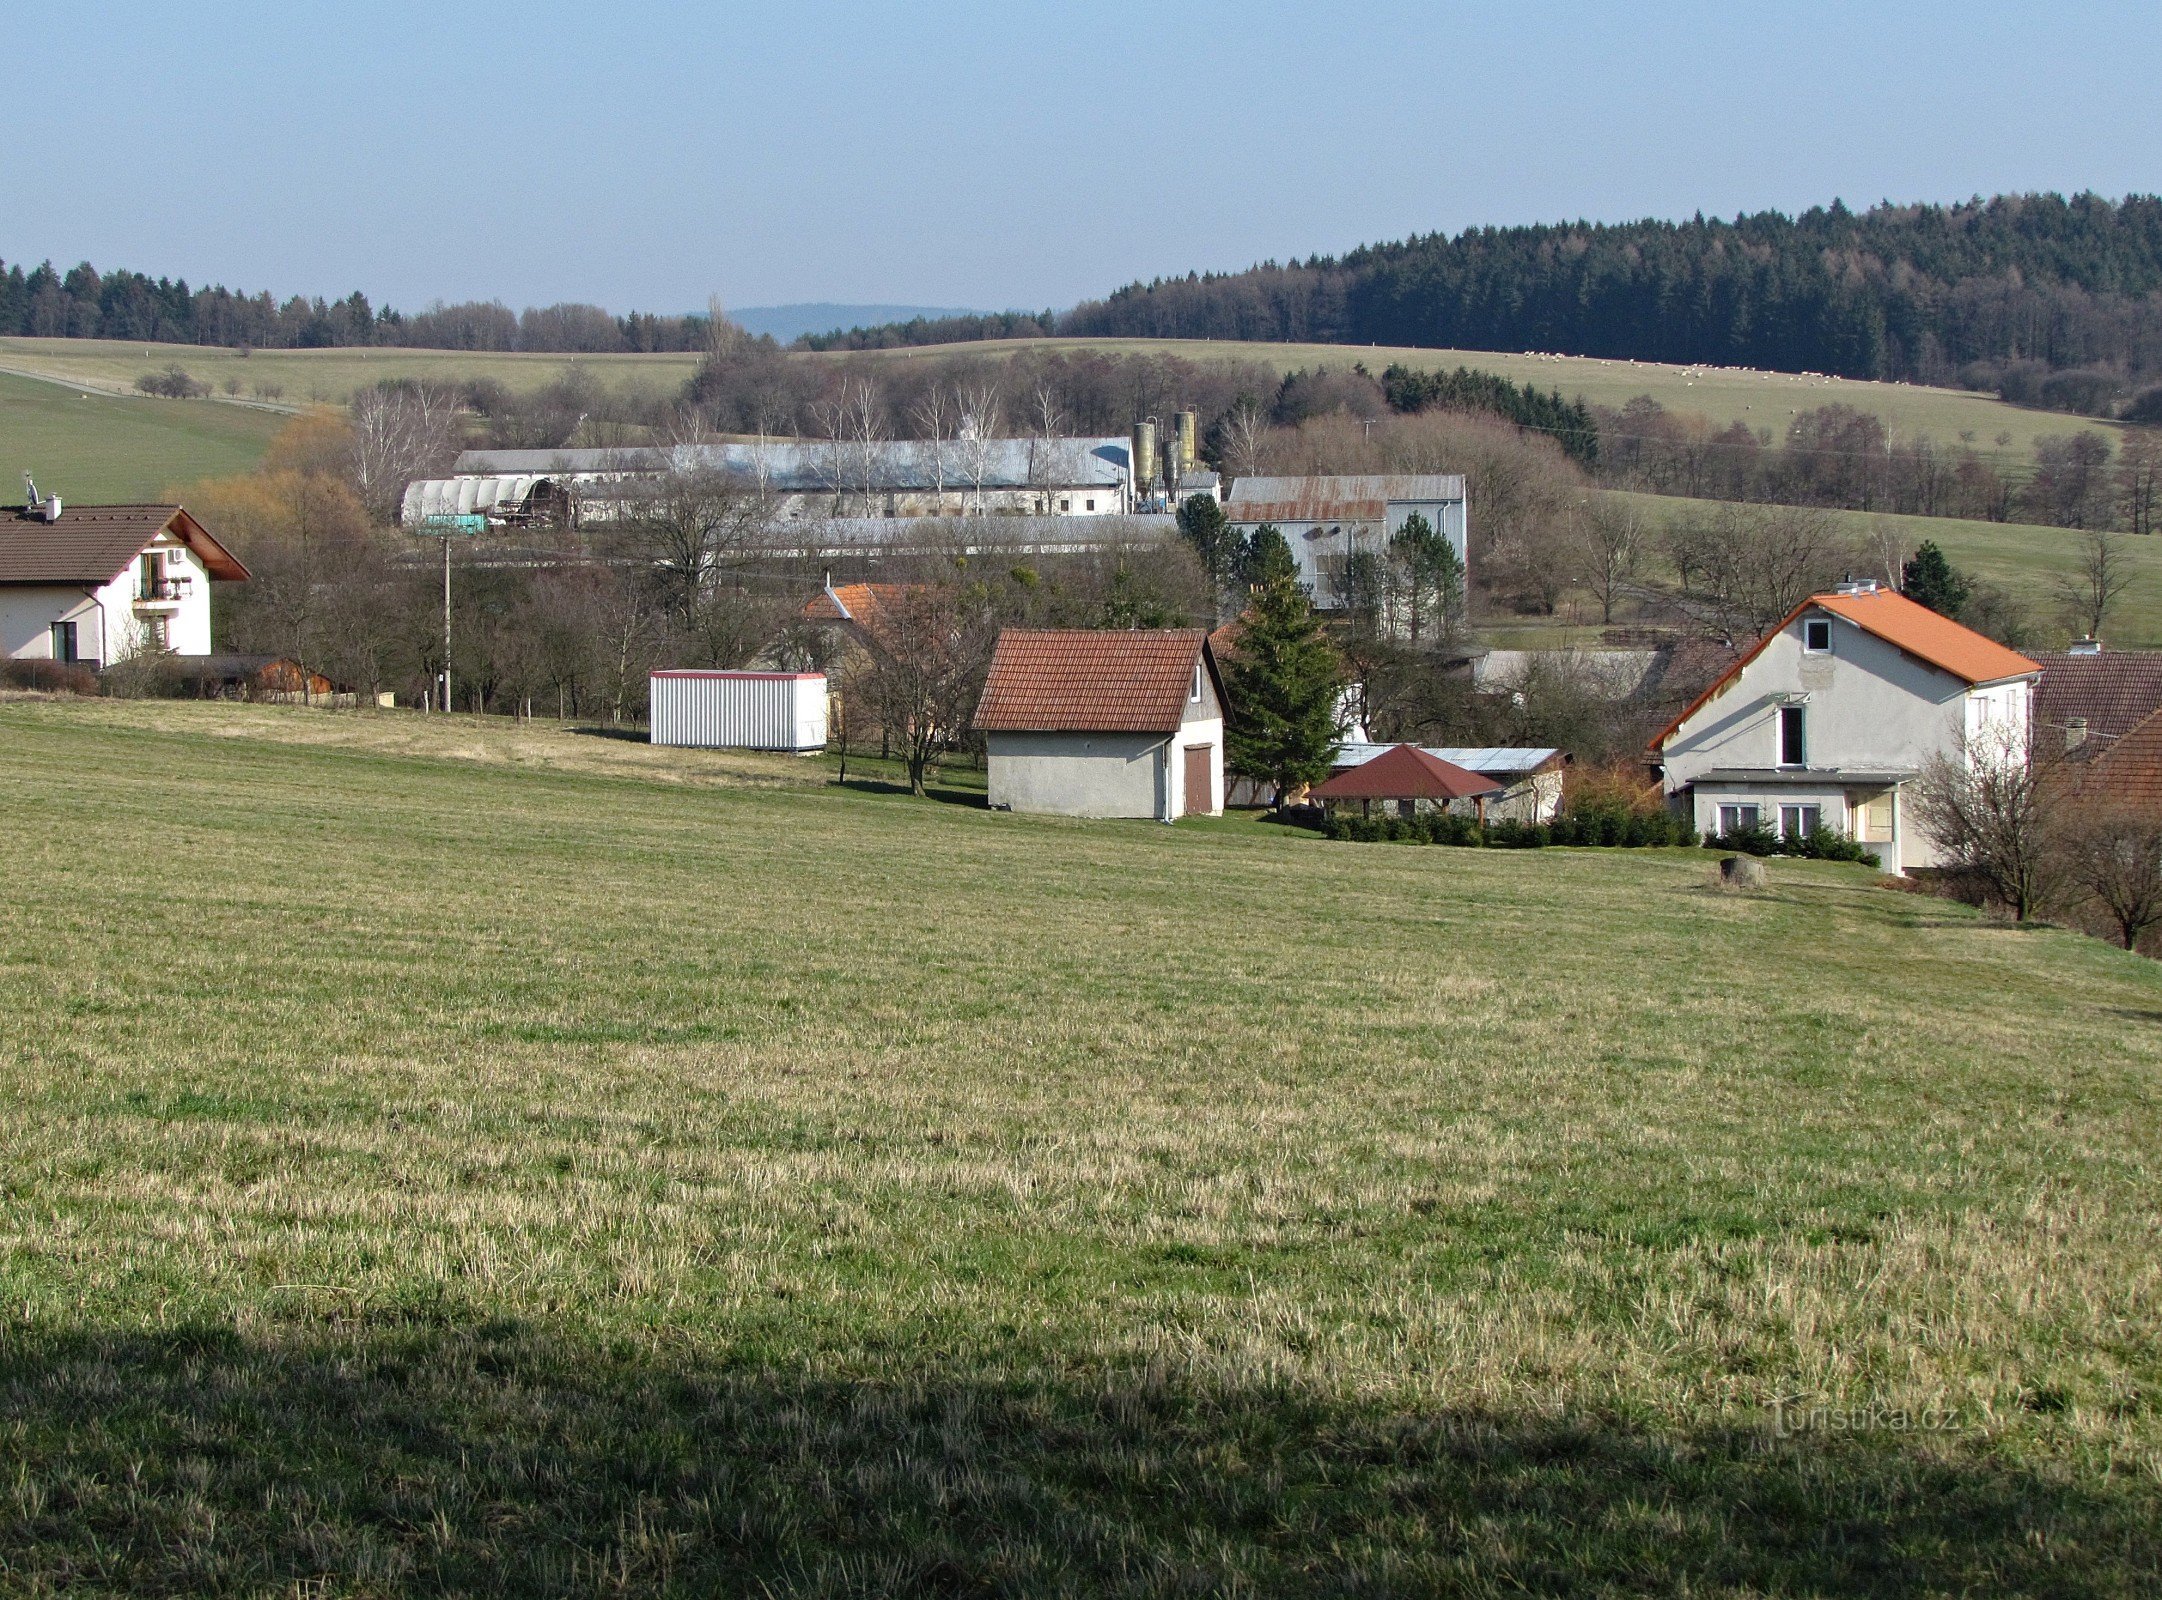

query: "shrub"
left=1709, top=823, right=1780, bottom=858
left=0, top=659, right=99, bottom=695
left=135, top=364, right=209, bottom=399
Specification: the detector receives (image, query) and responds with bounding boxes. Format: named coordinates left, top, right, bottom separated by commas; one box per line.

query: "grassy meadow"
left=0, top=369, right=286, bottom=501
left=1, top=332, right=2122, bottom=464
left=2, top=695, right=2160, bottom=1595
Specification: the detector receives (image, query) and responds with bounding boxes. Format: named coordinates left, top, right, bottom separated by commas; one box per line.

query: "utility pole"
left=441, top=528, right=453, bottom=713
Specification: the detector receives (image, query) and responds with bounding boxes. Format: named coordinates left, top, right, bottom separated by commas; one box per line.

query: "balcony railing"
left=136, top=578, right=192, bottom=603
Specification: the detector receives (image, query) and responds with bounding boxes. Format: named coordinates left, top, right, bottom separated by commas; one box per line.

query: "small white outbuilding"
left=649, top=670, right=827, bottom=752
left=971, top=629, right=1227, bottom=820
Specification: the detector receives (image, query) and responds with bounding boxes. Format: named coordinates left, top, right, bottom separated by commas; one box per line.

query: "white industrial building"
left=1652, top=582, right=2039, bottom=872
left=1222, top=474, right=1469, bottom=613
left=1, top=492, right=249, bottom=668
left=972, top=629, right=1227, bottom=820
left=406, top=438, right=1145, bottom=529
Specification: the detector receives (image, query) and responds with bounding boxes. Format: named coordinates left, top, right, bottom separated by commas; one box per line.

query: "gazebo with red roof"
left=1309, top=743, right=1505, bottom=821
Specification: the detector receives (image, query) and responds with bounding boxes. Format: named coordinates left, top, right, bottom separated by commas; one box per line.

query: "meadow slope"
left=0, top=369, right=286, bottom=500
left=2, top=697, right=2159, bottom=1596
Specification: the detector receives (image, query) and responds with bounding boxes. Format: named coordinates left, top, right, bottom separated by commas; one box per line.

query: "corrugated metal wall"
left=649, top=673, right=828, bottom=752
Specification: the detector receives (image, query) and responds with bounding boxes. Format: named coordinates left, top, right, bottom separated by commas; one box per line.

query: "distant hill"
left=822, top=194, right=2162, bottom=408
left=731, top=303, right=985, bottom=343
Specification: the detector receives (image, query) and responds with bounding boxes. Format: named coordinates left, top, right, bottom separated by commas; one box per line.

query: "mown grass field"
left=2, top=696, right=2159, bottom=1596
left=0, top=369, right=286, bottom=501
left=0, top=336, right=702, bottom=409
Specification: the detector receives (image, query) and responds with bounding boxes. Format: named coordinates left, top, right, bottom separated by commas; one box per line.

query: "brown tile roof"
left=972, top=628, right=1222, bottom=734
left=2076, top=705, right=2162, bottom=806
left=1311, top=743, right=1504, bottom=802
left=2033, top=650, right=2162, bottom=755
left=1653, top=588, right=2038, bottom=751
left=0, top=504, right=249, bottom=585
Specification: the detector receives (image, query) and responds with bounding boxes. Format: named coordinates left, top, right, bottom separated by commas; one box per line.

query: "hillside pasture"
left=1610, top=490, right=2162, bottom=649
left=828, top=335, right=2124, bottom=464
left=1, top=696, right=2159, bottom=1595
left=0, top=368, right=286, bottom=501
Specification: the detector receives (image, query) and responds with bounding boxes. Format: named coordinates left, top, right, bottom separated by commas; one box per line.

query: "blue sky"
left=6, top=1, right=2159, bottom=316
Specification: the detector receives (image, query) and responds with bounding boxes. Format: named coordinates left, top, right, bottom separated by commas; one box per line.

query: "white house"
left=1223, top=474, right=1469, bottom=613
left=1, top=497, right=249, bottom=669
left=972, top=629, right=1226, bottom=820
left=1652, top=582, right=2040, bottom=871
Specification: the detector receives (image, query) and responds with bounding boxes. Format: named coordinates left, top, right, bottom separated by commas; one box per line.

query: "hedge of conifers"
left=1319, top=803, right=1876, bottom=862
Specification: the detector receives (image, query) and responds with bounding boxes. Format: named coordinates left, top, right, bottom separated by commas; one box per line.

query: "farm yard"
left=3, top=695, right=2159, bottom=1595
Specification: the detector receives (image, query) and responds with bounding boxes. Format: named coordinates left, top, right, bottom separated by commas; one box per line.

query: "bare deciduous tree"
left=1911, top=723, right=2065, bottom=921
left=954, top=381, right=1003, bottom=515
left=2065, top=798, right=2162, bottom=950
left=2055, top=529, right=2132, bottom=641
left=347, top=383, right=460, bottom=521
left=857, top=579, right=1000, bottom=795
left=612, top=447, right=776, bottom=627
left=1575, top=497, right=1645, bottom=624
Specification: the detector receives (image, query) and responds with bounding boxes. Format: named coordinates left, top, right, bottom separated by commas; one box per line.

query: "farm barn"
left=973, top=630, right=1226, bottom=820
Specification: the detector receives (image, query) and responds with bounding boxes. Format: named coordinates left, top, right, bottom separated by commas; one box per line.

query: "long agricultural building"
left=402, top=438, right=1220, bottom=530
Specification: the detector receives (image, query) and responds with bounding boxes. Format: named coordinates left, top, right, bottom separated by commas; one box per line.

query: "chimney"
left=2065, top=717, right=2090, bottom=753
left=43, top=495, right=61, bottom=523
left=2068, top=636, right=2103, bottom=656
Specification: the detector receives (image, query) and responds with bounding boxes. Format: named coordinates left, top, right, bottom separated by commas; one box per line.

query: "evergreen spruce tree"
left=1175, top=495, right=1234, bottom=619
left=1901, top=540, right=1970, bottom=618
left=1223, top=569, right=1344, bottom=811
left=1236, top=523, right=1299, bottom=588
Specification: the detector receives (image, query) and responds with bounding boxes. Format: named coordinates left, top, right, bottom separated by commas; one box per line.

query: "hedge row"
left=1320, top=807, right=1879, bottom=864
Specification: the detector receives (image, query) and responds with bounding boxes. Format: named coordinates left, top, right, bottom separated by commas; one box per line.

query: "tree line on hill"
left=0, top=259, right=721, bottom=353
left=812, top=194, right=2162, bottom=417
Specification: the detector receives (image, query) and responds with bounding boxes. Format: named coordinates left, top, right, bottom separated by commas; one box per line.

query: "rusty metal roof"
left=0, top=504, right=249, bottom=585
left=972, top=629, right=1221, bottom=734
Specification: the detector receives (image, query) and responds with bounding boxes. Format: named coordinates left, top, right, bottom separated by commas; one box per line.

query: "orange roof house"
left=1651, top=581, right=2040, bottom=874
left=1310, top=742, right=1505, bottom=819
left=972, top=629, right=1228, bottom=820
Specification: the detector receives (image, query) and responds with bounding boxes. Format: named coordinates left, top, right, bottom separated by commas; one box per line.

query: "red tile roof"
left=800, top=582, right=914, bottom=625
left=1652, top=588, right=2038, bottom=751
left=1310, top=743, right=1504, bottom=802
left=2033, top=650, right=2162, bottom=754
left=2077, top=705, right=2162, bottom=806
left=0, top=504, right=249, bottom=585
left=972, top=629, right=1222, bottom=734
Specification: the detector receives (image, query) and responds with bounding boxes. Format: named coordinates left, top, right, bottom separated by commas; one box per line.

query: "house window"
left=51, top=621, right=78, bottom=663
left=1190, top=663, right=1204, bottom=703
left=1778, top=705, right=1807, bottom=766
left=1803, top=618, right=1832, bottom=653
left=1716, top=803, right=1761, bottom=835
left=1059, top=497, right=1070, bottom=512
left=1779, top=804, right=1822, bottom=839
left=1086, top=498, right=1096, bottom=511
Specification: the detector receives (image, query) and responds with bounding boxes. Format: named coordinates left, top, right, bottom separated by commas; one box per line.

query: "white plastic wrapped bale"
left=649, top=671, right=828, bottom=752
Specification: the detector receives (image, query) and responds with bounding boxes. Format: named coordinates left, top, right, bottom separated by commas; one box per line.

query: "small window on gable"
left=1803, top=617, right=1832, bottom=653
left=1190, top=663, right=1204, bottom=703
left=1779, top=705, right=1807, bottom=766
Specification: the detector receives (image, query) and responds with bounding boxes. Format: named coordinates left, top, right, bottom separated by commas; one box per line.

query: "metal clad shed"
left=650, top=671, right=827, bottom=752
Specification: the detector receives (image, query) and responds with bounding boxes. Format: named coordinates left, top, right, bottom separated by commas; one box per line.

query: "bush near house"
left=1321, top=802, right=1699, bottom=849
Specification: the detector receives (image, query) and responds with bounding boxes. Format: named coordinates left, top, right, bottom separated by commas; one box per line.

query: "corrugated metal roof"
left=1224, top=499, right=1388, bottom=525
left=1333, top=743, right=1563, bottom=775
left=973, top=629, right=1219, bottom=734
left=1226, top=474, right=1465, bottom=505
left=400, top=476, right=552, bottom=522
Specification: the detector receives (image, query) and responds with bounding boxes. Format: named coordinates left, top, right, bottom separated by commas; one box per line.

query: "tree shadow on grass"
left=4, top=1317, right=2154, bottom=1598
left=830, top=775, right=989, bottom=809
left=567, top=724, right=648, bottom=743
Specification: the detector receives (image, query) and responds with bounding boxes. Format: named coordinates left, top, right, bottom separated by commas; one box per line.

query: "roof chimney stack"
left=2065, top=716, right=2090, bottom=753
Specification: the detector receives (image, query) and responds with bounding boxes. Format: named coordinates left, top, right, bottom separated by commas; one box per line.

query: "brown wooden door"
left=1182, top=744, right=1213, bottom=816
